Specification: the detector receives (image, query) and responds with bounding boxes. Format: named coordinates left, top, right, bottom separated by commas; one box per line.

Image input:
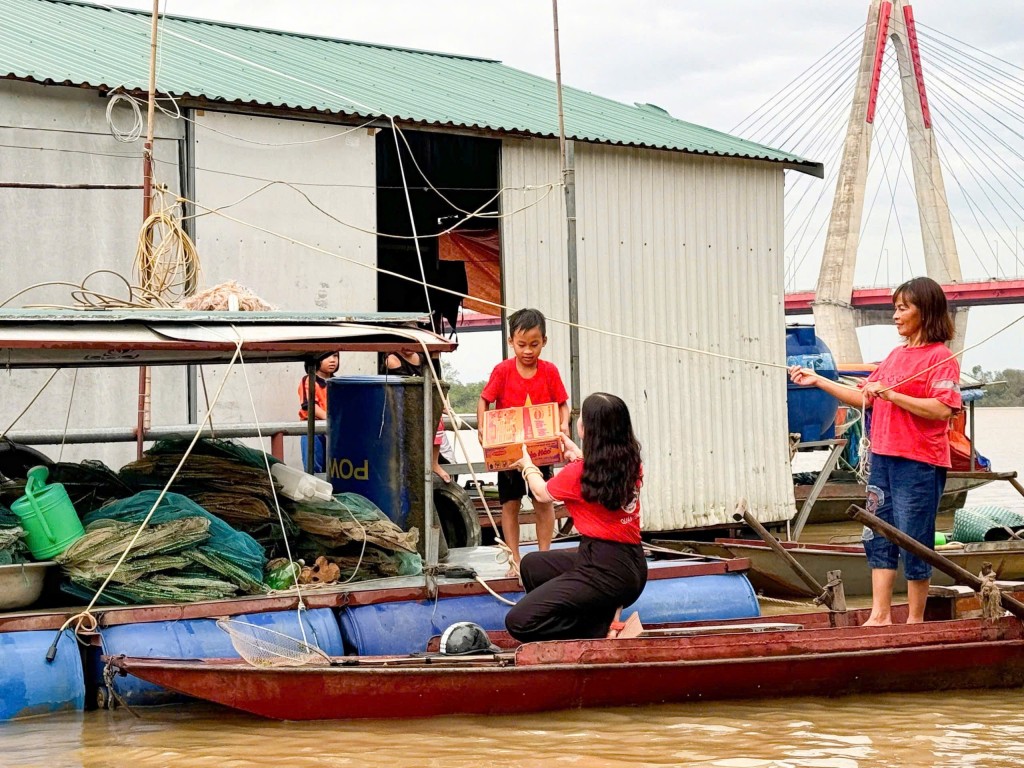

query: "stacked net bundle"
left=69, top=490, right=267, bottom=603
left=119, top=438, right=290, bottom=548
left=288, top=493, right=422, bottom=581
left=952, top=506, right=1024, bottom=543
left=0, top=506, right=29, bottom=565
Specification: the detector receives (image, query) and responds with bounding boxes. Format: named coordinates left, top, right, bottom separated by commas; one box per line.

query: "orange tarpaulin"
left=438, top=230, right=501, bottom=317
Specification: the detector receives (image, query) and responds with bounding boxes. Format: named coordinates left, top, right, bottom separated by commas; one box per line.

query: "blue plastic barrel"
left=624, top=571, right=759, bottom=623
left=338, top=592, right=519, bottom=656
left=338, top=571, right=760, bottom=655
left=94, top=608, right=344, bottom=706
left=0, top=630, right=85, bottom=720
left=326, top=375, right=431, bottom=530
left=786, top=325, right=840, bottom=441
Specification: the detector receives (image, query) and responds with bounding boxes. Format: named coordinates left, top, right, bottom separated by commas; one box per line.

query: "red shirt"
left=866, top=343, right=961, bottom=467
left=546, top=460, right=642, bottom=544
left=480, top=358, right=568, bottom=410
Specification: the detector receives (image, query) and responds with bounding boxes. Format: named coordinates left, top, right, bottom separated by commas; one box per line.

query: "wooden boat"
left=669, top=537, right=1024, bottom=598
left=107, top=600, right=1024, bottom=720
left=793, top=470, right=1011, bottom=525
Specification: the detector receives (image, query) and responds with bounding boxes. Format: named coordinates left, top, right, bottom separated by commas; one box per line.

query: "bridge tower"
left=813, top=0, right=966, bottom=362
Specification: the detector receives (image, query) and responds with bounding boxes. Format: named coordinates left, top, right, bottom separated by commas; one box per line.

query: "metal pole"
left=423, top=364, right=439, bottom=568
left=136, top=0, right=161, bottom=461
left=305, top=362, right=317, bottom=473
left=969, top=399, right=977, bottom=472
left=551, top=0, right=581, bottom=428
left=179, top=109, right=199, bottom=426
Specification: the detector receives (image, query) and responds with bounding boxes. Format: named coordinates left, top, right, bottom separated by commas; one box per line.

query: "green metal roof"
left=0, top=0, right=822, bottom=175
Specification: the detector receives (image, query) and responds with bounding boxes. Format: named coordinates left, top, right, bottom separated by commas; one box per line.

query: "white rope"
left=1, top=370, right=60, bottom=438
left=105, top=93, right=144, bottom=143
left=54, top=337, right=244, bottom=637
left=58, top=369, right=79, bottom=463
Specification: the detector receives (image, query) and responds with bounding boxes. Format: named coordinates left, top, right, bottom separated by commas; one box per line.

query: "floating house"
left=0, top=0, right=822, bottom=529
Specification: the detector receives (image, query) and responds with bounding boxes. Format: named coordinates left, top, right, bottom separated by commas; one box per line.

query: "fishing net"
left=952, top=506, right=1024, bottom=543
left=217, top=618, right=333, bottom=667
left=146, top=437, right=281, bottom=469
left=69, top=491, right=267, bottom=604
left=0, top=506, right=28, bottom=566
left=290, top=493, right=419, bottom=553
left=119, top=438, right=290, bottom=550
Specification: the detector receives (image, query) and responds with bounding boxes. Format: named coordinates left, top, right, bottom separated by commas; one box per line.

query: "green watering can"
left=10, top=466, right=85, bottom=560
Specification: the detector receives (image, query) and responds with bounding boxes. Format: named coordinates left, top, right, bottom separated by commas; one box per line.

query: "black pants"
left=505, top=537, right=647, bottom=642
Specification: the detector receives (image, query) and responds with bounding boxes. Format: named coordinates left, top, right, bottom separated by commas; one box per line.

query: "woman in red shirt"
left=789, top=276, right=961, bottom=626
left=505, top=392, right=647, bottom=642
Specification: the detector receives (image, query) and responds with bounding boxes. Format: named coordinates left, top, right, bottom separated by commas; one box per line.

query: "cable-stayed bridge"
left=736, top=0, right=1024, bottom=360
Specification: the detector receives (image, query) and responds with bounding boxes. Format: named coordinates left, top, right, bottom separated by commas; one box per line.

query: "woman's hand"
left=788, top=365, right=818, bottom=386
left=862, top=381, right=887, bottom=401
left=560, top=434, right=583, bottom=462
left=510, top=444, right=535, bottom=473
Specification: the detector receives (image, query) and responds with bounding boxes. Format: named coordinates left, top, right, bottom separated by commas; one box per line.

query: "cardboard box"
left=482, top=402, right=562, bottom=471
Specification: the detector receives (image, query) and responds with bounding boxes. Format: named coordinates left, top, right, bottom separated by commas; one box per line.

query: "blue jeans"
left=862, top=453, right=946, bottom=581
left=300, top=434, right=326, bottom=474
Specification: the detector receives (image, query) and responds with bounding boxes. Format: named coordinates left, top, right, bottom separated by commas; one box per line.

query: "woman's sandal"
left=606, top=611, right=644, bottom=639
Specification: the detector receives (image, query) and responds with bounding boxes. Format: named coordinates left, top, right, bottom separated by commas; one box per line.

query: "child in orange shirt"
left=297, top=351, right=339, bottom=473
left=477, top=309, right=569, bottom=574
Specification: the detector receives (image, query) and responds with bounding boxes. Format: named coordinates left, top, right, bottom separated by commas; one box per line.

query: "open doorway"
left=375, top=128, right=501, bottom=333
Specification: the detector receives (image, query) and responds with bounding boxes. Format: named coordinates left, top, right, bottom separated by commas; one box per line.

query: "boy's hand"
left=477, top=428, right=485, bottom=445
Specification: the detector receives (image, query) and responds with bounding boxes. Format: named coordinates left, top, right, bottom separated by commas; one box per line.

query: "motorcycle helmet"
left=439, top=621, right=502, bottom=655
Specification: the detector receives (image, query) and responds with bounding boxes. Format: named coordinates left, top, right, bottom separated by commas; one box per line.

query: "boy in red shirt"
left=477, top=308, right=570, bottom=574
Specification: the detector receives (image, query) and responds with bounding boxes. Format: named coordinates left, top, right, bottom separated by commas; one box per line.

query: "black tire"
left=433, top=477, right=482, bottom=549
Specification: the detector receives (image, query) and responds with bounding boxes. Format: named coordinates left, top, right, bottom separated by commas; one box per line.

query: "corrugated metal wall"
left=499, top=140, right=570, bottom=377
left=502, top=138, right=794, bottom=529
left=0, top=83, right=378, bottom=467
left=0, top=80, right=185, bottom=467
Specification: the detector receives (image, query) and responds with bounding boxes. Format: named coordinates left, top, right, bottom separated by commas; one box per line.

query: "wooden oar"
left=733, top=502, right=843, bottom=611
left=846, top=504, right=1024, bottom=621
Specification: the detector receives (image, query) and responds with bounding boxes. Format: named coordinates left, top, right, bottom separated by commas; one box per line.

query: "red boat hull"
left=110, top=616, right=1024, bottom=720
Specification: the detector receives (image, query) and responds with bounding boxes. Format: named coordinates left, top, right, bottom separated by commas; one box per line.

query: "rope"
left=756, top=594, right=821, bottom=609
left=1, top=370, right=61, bottom=438
left=47, top=338, right=244, bottom=657
left=105, top=93, right=143, bottom=143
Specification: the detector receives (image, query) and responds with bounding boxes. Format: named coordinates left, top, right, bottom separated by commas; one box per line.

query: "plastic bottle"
left=270, top=463, right=333, bottom=502
left=934, top=532, right=948, bottom=547
left=265, top=561, right=302, bottom=590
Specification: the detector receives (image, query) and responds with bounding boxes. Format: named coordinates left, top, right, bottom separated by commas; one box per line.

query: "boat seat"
left=640, top=622, right=804, bottom=638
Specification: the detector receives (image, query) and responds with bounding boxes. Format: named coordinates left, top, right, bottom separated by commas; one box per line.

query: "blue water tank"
left=786, top=325, right=840, bottom=441
left=624, top=571, right=759, bottom=623
left=95, top=608, right=344, bottom=706
left=338, top=571, right=760, bottom=655
left=338, top=592, right=518, bottom=656
left=327, top=376, right=439, bottom=548
left=0, top=630, right=84, bottom=721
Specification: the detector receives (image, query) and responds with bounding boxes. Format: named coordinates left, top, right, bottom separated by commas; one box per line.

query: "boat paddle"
left=846, top=504, right=1024, bottom=621
left=734, top=501, right=845, bottom=611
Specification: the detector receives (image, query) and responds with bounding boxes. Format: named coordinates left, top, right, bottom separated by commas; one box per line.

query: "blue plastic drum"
left=786, top=325, right=840, bottom=441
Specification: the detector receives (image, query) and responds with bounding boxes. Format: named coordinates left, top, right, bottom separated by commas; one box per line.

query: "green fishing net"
left=952, top=505, right=1024, bottom=543
left=83, top=491, right=265, bottom=579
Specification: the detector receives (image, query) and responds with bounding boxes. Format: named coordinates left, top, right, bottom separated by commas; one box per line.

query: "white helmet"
left=439, top=621, right=501, bottom=655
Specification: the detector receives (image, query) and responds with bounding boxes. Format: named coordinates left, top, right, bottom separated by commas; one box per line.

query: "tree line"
left=969, top=367, right=1024, bottom=407
left=442, top=365, right=1024, bottom=412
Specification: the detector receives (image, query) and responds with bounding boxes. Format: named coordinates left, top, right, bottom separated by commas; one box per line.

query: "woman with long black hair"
left=505, top=392, right=647, bottom=642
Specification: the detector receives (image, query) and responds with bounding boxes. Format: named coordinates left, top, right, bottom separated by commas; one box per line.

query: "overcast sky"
left=105, top=0, right=1024, bottom=378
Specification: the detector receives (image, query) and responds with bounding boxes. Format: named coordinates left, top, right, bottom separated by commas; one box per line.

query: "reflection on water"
left=4, top=691, right=1024, bottom=768
left=3, top=410, right=1024, bottom=767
